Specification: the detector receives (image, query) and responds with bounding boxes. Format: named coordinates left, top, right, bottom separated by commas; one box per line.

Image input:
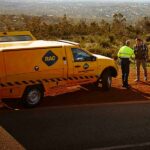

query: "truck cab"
left=0, top=40, right=118, bottom=107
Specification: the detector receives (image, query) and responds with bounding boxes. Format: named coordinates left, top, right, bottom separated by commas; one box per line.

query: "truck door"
left=65, top=46, right=98, bottom=85
left=71, top=48, right=98, bottom=77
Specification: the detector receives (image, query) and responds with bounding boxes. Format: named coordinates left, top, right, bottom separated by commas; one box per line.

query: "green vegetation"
left=0, top=13, right=150, bottom=60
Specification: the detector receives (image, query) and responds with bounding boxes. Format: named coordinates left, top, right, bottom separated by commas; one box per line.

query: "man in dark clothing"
left=134, top=38, right=148, bottom=82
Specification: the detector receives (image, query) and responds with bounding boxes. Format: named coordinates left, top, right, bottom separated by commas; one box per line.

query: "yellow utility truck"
left=0, top=31, right=36, bottom=42
left=0, top=40, right=118, bottom=107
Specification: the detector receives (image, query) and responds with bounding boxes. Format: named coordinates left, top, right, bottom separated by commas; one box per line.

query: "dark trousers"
left=135, top=59, right=147, bottom=80
left=120, top=58, right=130, bottom=86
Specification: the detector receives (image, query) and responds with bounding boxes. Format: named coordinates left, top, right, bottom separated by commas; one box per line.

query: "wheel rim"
left=107, top=76, right=112, bottom=88
left=27, top=89, right=41, bottom=105
left=97, top=79, right=102, bottom=87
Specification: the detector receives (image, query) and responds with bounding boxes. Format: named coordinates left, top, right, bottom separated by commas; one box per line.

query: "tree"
left=112, top=13, right=127, bottom=36
left=100, top=19, right=111, bottom=35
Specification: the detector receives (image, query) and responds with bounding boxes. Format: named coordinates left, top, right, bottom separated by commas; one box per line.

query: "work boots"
left=135, top=77, right=147, bottom=82
left=144, top=76, right=148, bottom=82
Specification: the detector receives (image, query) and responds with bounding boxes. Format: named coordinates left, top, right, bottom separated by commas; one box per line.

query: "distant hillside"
left=0, top=0, right=150, bottom=21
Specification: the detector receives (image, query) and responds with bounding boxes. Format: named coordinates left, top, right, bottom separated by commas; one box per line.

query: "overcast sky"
left=32, top=0, right=149, bottom=1
left=48, top=0, right=150, bottom=2
left=49, top=0, right=149, bottom=1
left=3, top=0, right=150, bottom=3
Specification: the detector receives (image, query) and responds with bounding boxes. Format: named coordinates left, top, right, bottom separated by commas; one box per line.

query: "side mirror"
left=113, top=56, right=118, bottom=61
left=91, top=56, right=96, bottom=61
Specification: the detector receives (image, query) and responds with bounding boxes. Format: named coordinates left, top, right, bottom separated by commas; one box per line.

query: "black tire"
left=97, top=70, right=112, bottom=91
left=22, top=86, right=44, bottom=107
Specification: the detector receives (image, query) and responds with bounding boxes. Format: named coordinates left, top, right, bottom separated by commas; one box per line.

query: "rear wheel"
left=22, top=86, right=44, bottom=107
left=97, top=70, right=112, bottom=91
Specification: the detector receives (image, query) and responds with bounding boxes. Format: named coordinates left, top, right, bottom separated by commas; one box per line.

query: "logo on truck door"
left=42, top=50, right=58, bottom=66
left=83, top=63, right=89, bottom=69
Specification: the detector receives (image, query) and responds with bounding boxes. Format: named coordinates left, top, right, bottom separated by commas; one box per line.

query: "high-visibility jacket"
left=118, top=46, right=135, bottom=59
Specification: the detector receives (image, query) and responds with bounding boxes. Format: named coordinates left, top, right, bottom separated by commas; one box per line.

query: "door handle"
left=75, top=65, right=81, bottom=68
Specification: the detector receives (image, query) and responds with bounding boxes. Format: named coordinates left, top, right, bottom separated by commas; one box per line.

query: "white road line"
left=0, top=126, right=25, bottom=150
left=90, top=142, right=150, bottom=150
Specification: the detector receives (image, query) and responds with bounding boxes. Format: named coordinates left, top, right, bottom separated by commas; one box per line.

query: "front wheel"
left=22, top=86, right=44, bottom=107
left=97, top=70, right=112, bottom=91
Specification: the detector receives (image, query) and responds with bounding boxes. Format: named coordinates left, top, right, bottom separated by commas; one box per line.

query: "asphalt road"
left=1, top=101, right=150, bottom=150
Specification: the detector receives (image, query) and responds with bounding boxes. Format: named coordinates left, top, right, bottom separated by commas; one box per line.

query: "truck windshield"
left=0, top=35, right=33, bottom=42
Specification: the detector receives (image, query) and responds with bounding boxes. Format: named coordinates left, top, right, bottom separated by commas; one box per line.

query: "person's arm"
left=131, top=49, right=135, bottom=59
left=117, top=49, right=121, bottom=58
left=129, top=48, right=135, bottom=63
left=134, top=45, right=138, bottom=57
left=145, top=45, right=149, bottom=60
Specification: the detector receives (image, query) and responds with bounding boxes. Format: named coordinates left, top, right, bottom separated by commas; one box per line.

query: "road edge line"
left=90, top=142, right=150, bottom=150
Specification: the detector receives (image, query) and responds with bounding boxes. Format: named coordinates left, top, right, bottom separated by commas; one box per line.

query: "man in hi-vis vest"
left=118, top=40, right=135, bottom=88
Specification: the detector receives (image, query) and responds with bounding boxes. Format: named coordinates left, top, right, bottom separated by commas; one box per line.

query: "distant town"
left=0, top=0, right=150, bottom=21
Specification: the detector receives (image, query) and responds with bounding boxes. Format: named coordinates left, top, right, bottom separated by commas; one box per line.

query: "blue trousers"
left=120, top=58, right=130, bottom=86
